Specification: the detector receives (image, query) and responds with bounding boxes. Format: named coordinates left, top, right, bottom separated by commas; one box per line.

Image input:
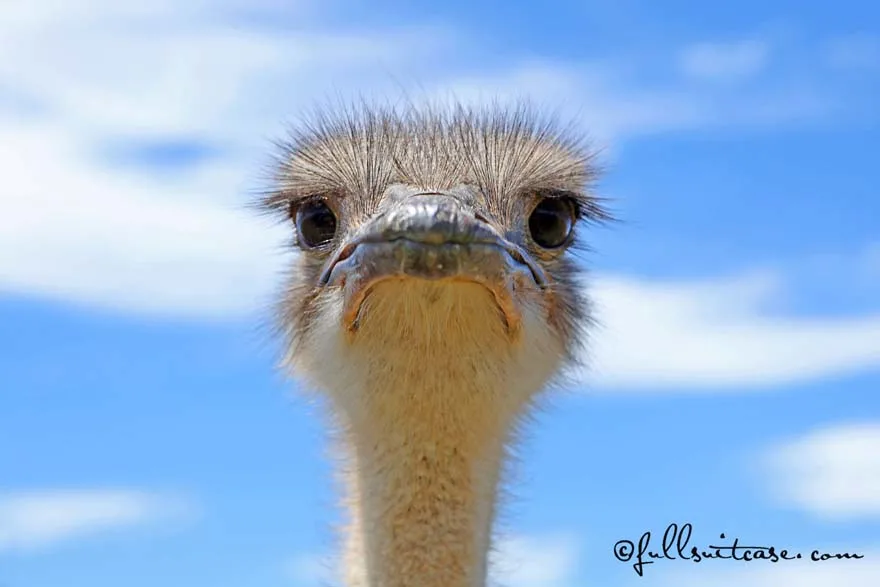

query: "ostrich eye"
left=293, top=200, right=337, bottom=248
left=528, top=197, right=575, bottom=249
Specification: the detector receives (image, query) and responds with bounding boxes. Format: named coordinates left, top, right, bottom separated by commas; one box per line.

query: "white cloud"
left=679, top=40, right=769, bottom=81
left=434, top=62, right=709, bottom=143
left=582, top=269, right=880, bottom=391
left=0, top=489, right=189, bottom=553
left=651, top=547, right=879, bottom=587
left=0, top=0, right=448, bottom=143
left=437, top=54, right=832, bottom=145
left=762, top=422, right=880, bottom=519
left=490, top=533, right=580, bottom=587
left=0, top=0, right=449, bottom=317
left=0, top=123, right=285, bottom=318
left=1, top=2, right=878, bottom=393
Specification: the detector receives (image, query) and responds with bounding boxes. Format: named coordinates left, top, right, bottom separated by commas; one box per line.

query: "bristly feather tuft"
left=254, top=99, right=611, bottom=227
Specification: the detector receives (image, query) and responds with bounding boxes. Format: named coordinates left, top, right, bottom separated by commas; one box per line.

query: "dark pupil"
left=528, top=198, right=574, bottom=248
left=296, top=201, right=337, bottom=247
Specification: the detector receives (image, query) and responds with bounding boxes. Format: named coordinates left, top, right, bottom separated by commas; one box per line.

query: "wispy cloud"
left=0, top=0, right=448, bottom=143
left=0, top=0, right=449, bottom=316
left=678, top=39, right=769, bottom=81
left=0, top=123, right=283, bottom=317
left=762, top=422, right=880, bottom=519
left=2, top=1, right=878, bottom=393
left=489, top=533, right=580, bottom=587
left=435, top=53, right=837, bottom=144
left=582, top=267, right=880, bottom=391
left=0, top=489, right=190, bottom=553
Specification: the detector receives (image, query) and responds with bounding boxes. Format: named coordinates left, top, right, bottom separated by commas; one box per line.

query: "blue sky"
left=1, top=1, right=878, bottom=586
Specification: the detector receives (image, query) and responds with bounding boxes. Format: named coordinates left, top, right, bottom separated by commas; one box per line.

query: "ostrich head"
left=259, top=102, right=607, bottom=587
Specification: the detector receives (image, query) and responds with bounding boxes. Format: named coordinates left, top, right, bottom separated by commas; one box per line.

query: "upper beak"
left=318, top=193, right=548, bottom=333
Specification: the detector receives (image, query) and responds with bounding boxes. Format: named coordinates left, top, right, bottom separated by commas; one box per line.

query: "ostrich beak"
left=318, top=193, right=548, bottom=333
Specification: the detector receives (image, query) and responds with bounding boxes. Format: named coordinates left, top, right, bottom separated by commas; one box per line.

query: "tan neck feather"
left=339, top=379, right=510, bottom=587
left=297, top=281, right=563, bottom=587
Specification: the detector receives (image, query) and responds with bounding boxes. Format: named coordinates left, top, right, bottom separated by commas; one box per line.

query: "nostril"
left=473, top=211, right=491, bottom=224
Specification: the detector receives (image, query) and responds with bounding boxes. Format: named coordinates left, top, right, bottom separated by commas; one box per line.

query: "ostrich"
left=258, top=102, right=609, bottom=587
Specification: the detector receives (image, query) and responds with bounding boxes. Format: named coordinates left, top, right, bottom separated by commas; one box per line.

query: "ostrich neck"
left=336, top=342, right=519, bottom=587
